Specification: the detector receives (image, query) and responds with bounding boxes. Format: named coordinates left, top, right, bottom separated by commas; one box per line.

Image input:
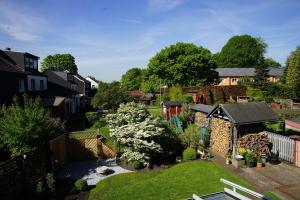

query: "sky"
left=0, top=0, right=300, bottom=82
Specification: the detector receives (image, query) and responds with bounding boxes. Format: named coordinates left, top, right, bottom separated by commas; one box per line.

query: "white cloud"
left=121, top=19, right=141, bottom=24
left=0, top=1, right=47, bottom=41
left=147, top=0, right=186, bottom=12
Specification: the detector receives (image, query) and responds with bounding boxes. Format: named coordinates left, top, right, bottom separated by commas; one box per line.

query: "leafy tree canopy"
left=120, top=67, right=144, bottom=91
left=146, top=42, right=218, bottom=87
left=168, top=87, right=184, bottom=101
left=141, top=74, right=164, bottom=93
left=285, top=46, right=300, bottom=97
left=0, top=95, right=61, bottom=157
left=216, top=35, right=267, bottom=68
left=91, top=81, right=131, bottom=111
left=41, top=54, right=78, bottom=73
left=264, top=58, right=281, bottom=68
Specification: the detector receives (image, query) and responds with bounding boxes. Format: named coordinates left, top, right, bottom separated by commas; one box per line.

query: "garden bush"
left=131, top=160, right=144, bottom=169
left=183, top=95, right=193, bottom=103
left=75, top=179, right=88, bottom=191
left=85, top=112, right=100, bottom=124
left=183, top=147, right=197, bottom=161
left=155, top=94, right=170, bottom=106
left=90, top=118, right=107, bottom=129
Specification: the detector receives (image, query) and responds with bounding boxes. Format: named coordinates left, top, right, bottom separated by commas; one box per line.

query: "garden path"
left=57, top=158, right=132, bottom=185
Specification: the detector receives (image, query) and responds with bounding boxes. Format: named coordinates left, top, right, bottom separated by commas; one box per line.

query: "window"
left=25, top=57, right=37, bottom=69
left=231, top=78, right=238, bottom=84
left=31, top=79, right=35, bottom=91
left=19, top=79, right=25, bottom=92
left=40, top=80, right=44, bottom=90
left=34, top=60, right=38, bottom=69
left=25, top=57, right=30, bottom=68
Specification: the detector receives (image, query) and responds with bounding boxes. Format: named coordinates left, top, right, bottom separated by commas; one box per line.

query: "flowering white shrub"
left=106, top=102, right=164, bottom=166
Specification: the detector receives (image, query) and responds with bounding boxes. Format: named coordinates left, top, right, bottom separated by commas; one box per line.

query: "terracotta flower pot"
left=256, top=162, right=263, bottom=168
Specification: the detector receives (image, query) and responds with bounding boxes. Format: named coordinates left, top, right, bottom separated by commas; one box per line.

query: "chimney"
left=5, top=47, right=11, bottom=51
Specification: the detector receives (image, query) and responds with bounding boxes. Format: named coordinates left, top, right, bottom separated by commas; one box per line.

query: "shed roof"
left=190, top=104, right=215, bottom=114
left=286, top=117, right=300, bottom=124
left=208, top=102, right=278, bottom=125
left=163, top=101, right=182, bottom=108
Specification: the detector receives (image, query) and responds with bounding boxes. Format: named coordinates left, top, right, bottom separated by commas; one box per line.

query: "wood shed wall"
left=210, top=118, right=232, bottom=155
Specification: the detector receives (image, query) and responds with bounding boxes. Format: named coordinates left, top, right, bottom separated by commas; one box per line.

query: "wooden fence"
left=267, top=132, right=295, bottom=163
left=295, top=141, right=300, bottom=167
left=49, top=133, right=68, bottom=172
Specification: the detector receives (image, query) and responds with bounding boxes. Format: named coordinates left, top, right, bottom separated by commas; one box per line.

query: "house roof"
left=191, top=104, right=215, bottom=114
left=163, top=101, right=182, bottom=107
left=128, top=90, right=145, bottom=98
left=0, top=50, right=26, bottom=74
left=216, top=67, right=284, bottom=77
left=4, top=50, right=39, bottom=59
left=74, top=73, right=91, bottom=84
left=43, top=97, right=65, bottom=107
left=44, top=70, right=78, bottom=97
left=208, top=102, right=278, bottom=125
left=87, top=76, right=99, bottom=83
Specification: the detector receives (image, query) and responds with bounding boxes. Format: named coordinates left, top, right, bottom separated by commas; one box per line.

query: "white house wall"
left=27, top=75, right=47, bottom=91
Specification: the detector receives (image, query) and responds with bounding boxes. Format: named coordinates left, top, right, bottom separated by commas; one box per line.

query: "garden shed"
left=162, top=101, right=182, bottom=120
left=285, top=117, right=300, bottom=132
left=207, top=102, right=278, bottom=156
left=190, top=104, right=215, bottom=127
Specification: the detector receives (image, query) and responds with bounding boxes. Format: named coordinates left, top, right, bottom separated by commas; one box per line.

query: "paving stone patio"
left=212, top=151, right=300, bottom=200
left=57, top=158, right=132, bottom=185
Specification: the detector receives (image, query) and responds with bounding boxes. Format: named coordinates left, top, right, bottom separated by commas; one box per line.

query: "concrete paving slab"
left=57, top=158, right=132, bottom=185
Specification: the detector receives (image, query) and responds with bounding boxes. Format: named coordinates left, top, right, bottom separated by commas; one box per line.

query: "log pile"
left=210, top=118, right=231, bottom=155
left=236, top=132, right=270, bottom=155
left=194, top=112, right=209, bottom=127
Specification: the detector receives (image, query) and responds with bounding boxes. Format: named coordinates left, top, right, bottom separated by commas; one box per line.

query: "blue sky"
left=0, top=0, right=300, bottom=81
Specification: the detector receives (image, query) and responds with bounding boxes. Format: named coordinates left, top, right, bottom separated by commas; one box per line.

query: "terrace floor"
left=212, top=151, right=300, bottom=200
left=57, top=158, right=132, bottom=185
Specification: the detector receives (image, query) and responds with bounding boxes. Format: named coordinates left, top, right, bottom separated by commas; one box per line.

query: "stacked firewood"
left=237, top=132, right=270, bottom=154
left=210, top=118, right=231, bottom=155
left=194, top=112, right=209, bottom=127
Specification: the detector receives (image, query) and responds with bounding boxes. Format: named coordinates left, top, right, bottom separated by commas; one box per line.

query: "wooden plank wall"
left=49, top=133, right=68, bottom=172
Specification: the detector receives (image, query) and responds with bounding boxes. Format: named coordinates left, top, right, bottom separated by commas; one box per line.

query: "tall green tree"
left=264, top=58, right=281, bottom=68
left=120, top=68, right=144, bottom=91
left=0, top=95, right=59, bottom=157
left=41, top=54, right=78, bottom=73
left=168, top=87, right=184, bottom=101
left=285, top=46, right=300, bottom=97
left=254, top=64, right=269, bottom=87
left=216, top=35, right=267, bottom=68
left=91, top=81, right=131, bottom=111
left=146, top=42, right=218, bottom=87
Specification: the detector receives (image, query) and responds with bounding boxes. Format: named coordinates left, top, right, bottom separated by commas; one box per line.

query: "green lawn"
left=147, top=106, right=162, bottom=118
left=263, top=192, right=282, bottom=200
left=89, top=161, right=253, bottom=200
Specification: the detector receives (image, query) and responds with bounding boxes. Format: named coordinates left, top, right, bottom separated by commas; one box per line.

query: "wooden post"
left=232, top=125, right=238, bottom=157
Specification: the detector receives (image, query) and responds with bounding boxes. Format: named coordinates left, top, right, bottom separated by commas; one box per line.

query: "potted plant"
left=238, top=148, right=246, bottom=157
left=225, top=152, right=231, bottom=165
left=256, top=157, right=263, bottom=168
left=261, top=153, right=267, bottom=164
left=245, top=151, right=256, bottom=168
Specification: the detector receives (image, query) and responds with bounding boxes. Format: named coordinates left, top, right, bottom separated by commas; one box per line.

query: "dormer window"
left=25, top=56, right=38, bottom=69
